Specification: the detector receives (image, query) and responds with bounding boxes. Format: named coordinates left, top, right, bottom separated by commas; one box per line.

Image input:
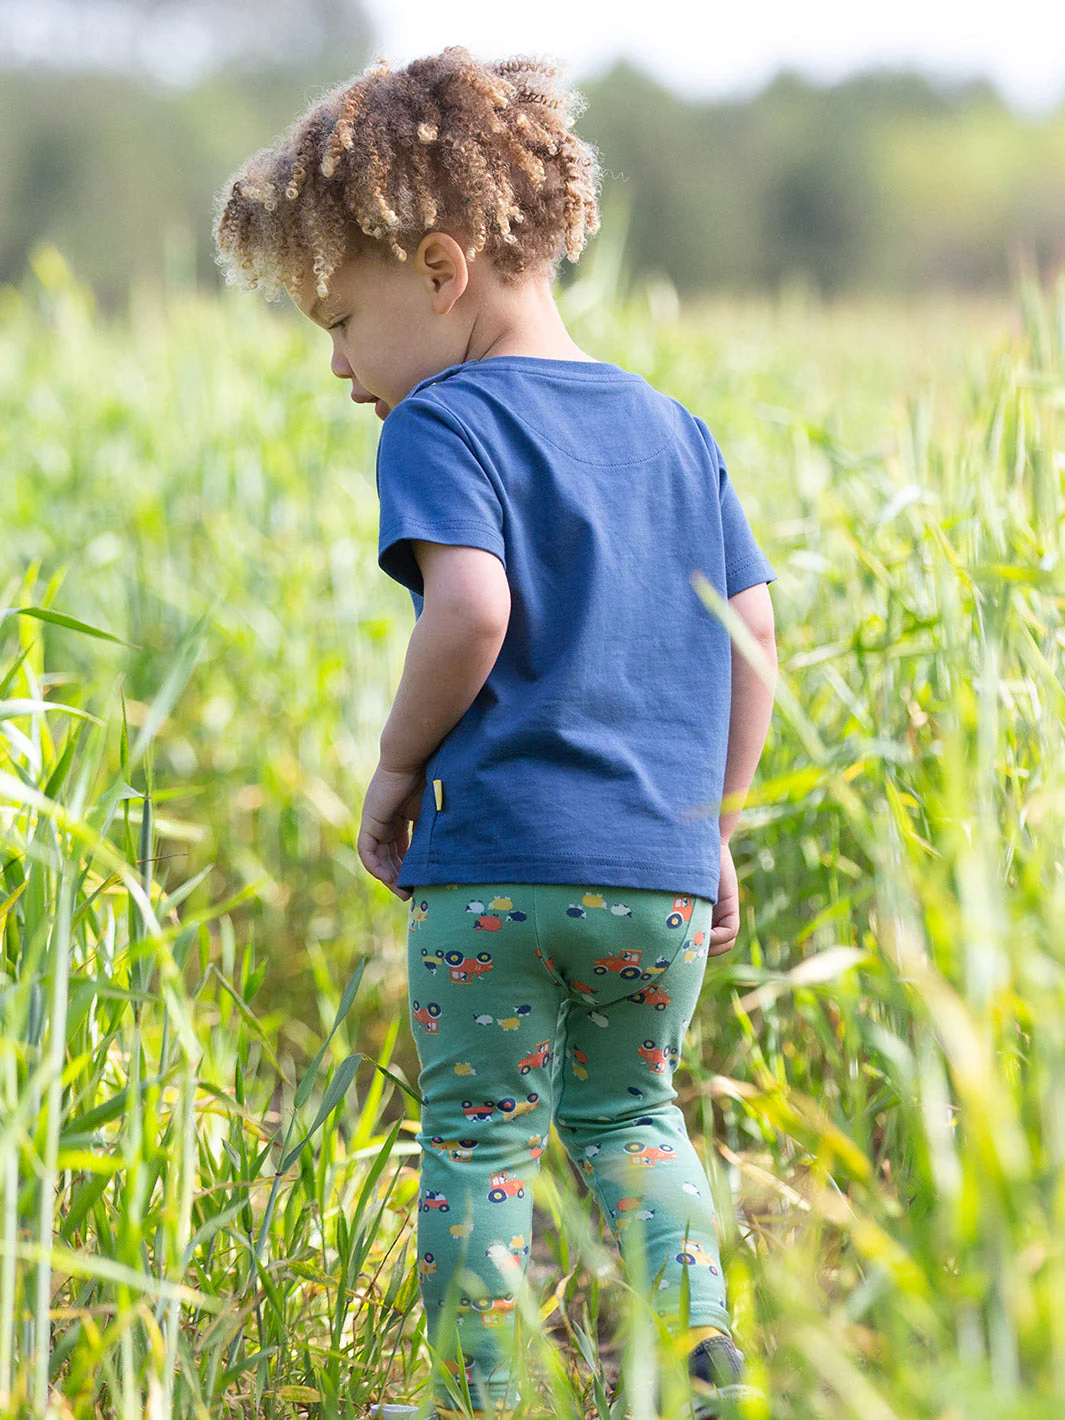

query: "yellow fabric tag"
left=432, top=778, right=443, bottom=810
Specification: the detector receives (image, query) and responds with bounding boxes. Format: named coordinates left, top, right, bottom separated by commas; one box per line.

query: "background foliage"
left=2, top=234, right=1064, bottom=1415
left=1, top=0, right=1063, bottom=308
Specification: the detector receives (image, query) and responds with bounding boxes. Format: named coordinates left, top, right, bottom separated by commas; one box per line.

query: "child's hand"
left=708, top=840, right=739, bottom=956
left=357, top=762, right=426, bottom=901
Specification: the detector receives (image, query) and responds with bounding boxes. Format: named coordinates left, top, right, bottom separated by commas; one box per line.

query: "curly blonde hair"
left=212, top=46, right=603, bottom=301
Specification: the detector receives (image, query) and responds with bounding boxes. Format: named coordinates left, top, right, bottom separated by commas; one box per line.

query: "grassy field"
left=1, top=244, right=1063, bottom=1419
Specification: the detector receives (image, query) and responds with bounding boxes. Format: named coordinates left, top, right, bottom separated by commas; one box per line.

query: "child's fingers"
left=358, top=832, right=414, bottom=901
left=357, top=833, right=394, bottom=884
left=710, top=906, right=737, bottom=936
left=385, top=834, right=414, bottom=900
left=380, top=840, right=413, bottom=899
left=708, top=898, right=739, bottom=955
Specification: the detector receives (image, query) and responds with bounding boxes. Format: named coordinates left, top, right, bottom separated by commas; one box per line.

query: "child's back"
left=376, top=353, right=776, bottom=902
left=214, top=44, right=776, bottom=1420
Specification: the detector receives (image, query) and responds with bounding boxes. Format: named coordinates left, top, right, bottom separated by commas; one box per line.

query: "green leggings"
left=406, top=882, right=732, bottom=1411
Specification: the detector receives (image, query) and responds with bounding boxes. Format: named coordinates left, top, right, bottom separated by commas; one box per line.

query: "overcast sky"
left=362, top=0, right=1065, bottom=114
left=1, top=0, right=1062, bottom=110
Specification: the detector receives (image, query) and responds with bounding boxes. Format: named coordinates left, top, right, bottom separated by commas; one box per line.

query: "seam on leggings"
left=597, top=895, right=707, bottom=1012
left=531, top=885, right=563, bottom=988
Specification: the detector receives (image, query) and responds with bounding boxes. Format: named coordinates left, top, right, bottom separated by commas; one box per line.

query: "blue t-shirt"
left=375, top=355, right=777, bottom=901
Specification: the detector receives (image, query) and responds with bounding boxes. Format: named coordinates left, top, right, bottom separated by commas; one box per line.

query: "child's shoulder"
left=383, top=361, right=721, bottom=475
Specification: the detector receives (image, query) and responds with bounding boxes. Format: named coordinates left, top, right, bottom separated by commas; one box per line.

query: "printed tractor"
left=518, top=1041, right=552, bottom=1074
left=666, top=895, right=694, bottom=929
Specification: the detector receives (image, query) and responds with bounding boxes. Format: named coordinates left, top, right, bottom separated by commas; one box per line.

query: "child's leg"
left=536, top=886, right=733, bottom=1336
left=406, top=885, right=561, bottom=1415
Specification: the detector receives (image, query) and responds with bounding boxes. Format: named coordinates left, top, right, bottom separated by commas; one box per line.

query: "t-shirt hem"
left=379, top=518, right=506, bottom=553
left=396, top=854, right=719, bottom=902
left=726, top=554, right=777, bottom=595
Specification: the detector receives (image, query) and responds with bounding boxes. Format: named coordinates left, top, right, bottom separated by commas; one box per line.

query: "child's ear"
left=416, top=232, right=469, bottom=312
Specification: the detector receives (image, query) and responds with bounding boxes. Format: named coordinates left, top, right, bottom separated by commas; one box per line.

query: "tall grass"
left=0, top=243, right=1063, bottom=1418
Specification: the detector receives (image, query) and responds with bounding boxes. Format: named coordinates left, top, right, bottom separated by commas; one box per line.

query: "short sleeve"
left=375, top=398, right=507, bottom=596
left=701, top=426, right=776, bottom=597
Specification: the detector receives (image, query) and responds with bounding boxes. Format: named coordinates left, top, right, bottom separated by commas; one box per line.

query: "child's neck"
left=463, top=272, right=597, bottom=365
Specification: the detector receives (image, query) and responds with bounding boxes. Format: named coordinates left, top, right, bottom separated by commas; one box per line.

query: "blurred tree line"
left=0, top=0, right=1062, bottom=307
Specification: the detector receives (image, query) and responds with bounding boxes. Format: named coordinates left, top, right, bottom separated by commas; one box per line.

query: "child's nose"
left=331, top=348, right=353, bottom=379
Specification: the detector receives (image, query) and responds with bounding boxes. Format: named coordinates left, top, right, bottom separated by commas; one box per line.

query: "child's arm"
left=358, top=541, right=510, bottom=898
left=719, top=582, right=778, bottom=845
left=378, top=542, right=511, bottom=772
left=706, top=582, right=777, bottom=952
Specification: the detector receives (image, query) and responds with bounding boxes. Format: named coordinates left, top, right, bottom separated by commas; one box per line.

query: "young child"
left=214, top=45, right=778, bottom=1420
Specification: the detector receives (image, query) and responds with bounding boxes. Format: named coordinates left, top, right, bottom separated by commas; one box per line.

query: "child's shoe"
left=689, top=1332, right=745, bottom=1385
left=688, top=1333, right=764, bottom=1419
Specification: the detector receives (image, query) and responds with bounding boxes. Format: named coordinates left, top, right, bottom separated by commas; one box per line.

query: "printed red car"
left=624, top=1141, right=678, bottom=1166
left=461, top=1100, right=496, bottom=1122
left=629, top=985, right=671, bottom=1010
left=420, top=1190, right=450, bottom=1212
left=445, top=949, right=495, bottom=983
left=637, top=1039, right=679, bottom=1073
left=675, top=1239, right=719, bottom=1272
left=487, top=1171, right=526, bottom=1202
left=495, top=1092, right=540, bottom=1117
left=429, top=1136, right=479, bottom=1161
left=472, top=1295, right=516, bottom=1325
left=593, top=949, right=646, bottom=981
left=411, top=1000, right=442, bottom=1033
